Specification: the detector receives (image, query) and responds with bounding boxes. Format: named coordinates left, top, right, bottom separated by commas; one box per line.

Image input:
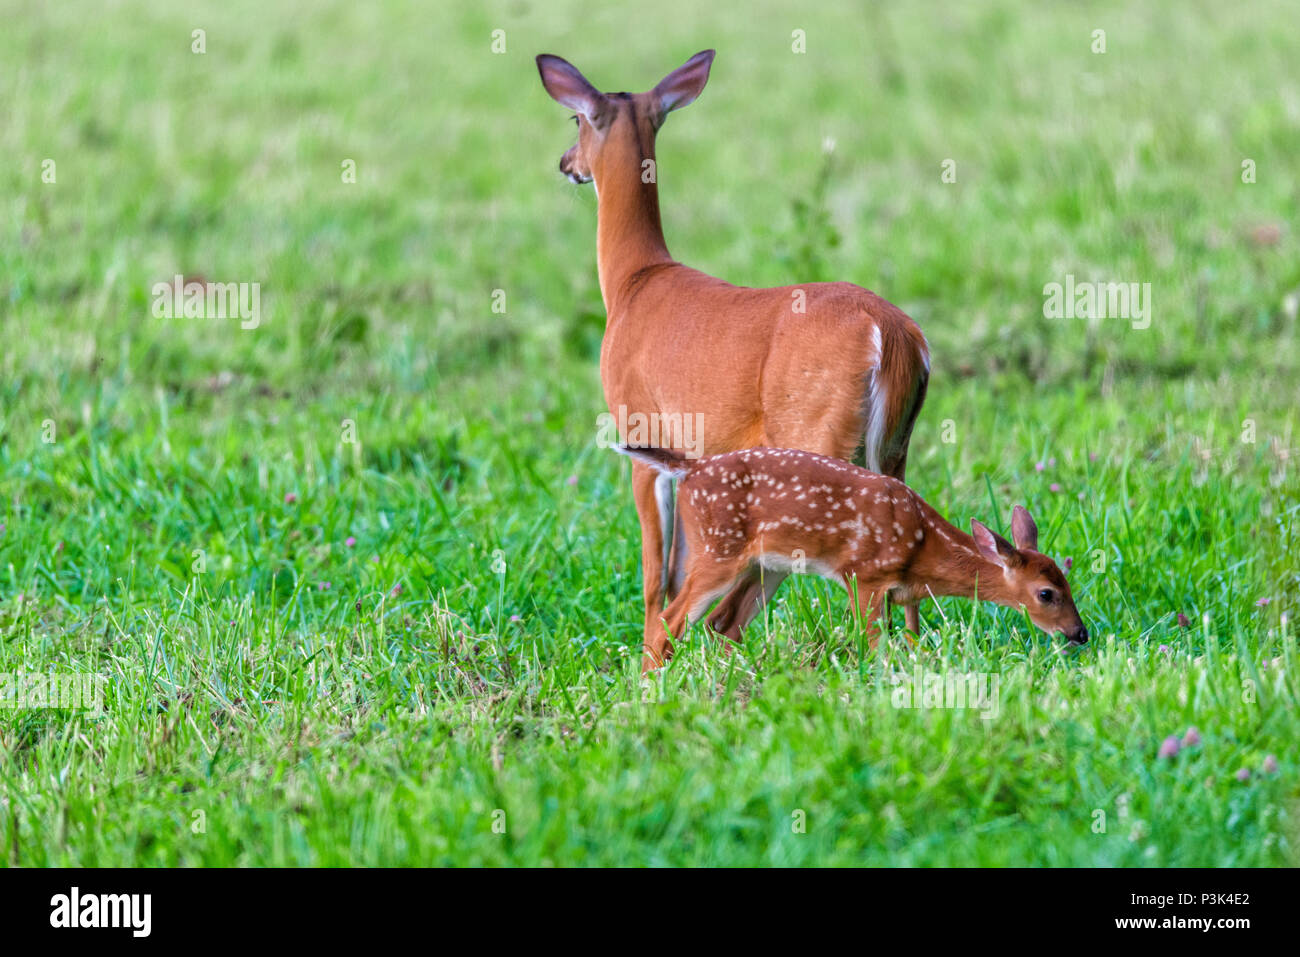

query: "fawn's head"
left=535, top=50, right=715, bottom=188
left=971, top=506, right=1088, bottom=644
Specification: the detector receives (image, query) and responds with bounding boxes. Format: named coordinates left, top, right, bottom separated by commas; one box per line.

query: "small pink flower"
left=1049, top=483, right=1062, bottom=493
left=1048, top=457, right=1057, bottom=468
left=1157, top=735, right=1181, bottom=759
left=1158, top=643, right=1171, bottom=655
left=1035, top=461, right=1046, bottom=473
left=1062, top=557, right=1074, bottom=573
left=389, top=584, right=402, bottom=597
left=1235, top=767, right=1251, bottom=782
left=1176, top=612, right=1191, bottom=629
left=1182, top=726, right=1201, bottom=747
left=345, top=536, right=357, bottom=548
left=1089, top=452, right=1098, bottom=462
left=566, top=475, right=578, bottom=486
left=510, top=614, right=523, bottom=622
left=1261, top=658, right=1270, bottom=670
left=284, top=492, right=297, bottom=504
left=317, top=581, right=331, bottom=590
left=1255, top=597, right=1271, bottom=607
left=1262, top=755, right=1279, bottom=774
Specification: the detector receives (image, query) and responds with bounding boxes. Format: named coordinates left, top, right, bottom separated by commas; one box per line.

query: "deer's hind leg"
left=706, top=565, right=787, bottom=646
left=645, top=561, right=745, bottom=673
left=877, top=376, right=928, bottom=638
left=705, top=405, right=863, bottom=644
left=632, top=463, right=671, bottom=656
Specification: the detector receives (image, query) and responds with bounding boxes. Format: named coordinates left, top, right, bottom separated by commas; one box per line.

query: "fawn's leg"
left=883, top=451, right=922, bottom=637
left=707, top=567, right=777, bottom=642
left=707, top=566, right=787, bottom=644
left=847, top=578, right=890, bottom=650
left=899, top=601, right=921, bottom=641
left=644, top=564, right=742, bottom=672
left=644, top=593, right=686, bottom=673
left=706, top=571, right=749, bottom=637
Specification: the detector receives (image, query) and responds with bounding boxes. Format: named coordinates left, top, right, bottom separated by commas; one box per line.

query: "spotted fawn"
left=617, top=445, right=1086, bottom=671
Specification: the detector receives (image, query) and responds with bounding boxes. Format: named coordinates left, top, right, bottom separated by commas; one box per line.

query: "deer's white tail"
left=864, top=322, right=930, bottom=475
left=616, top=444, right=692, bottom=597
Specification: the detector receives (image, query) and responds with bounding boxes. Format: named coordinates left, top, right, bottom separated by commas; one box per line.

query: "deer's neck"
left=912, top=514, right=1014, bottom=605
left=593, top=133, right=673, bottom=311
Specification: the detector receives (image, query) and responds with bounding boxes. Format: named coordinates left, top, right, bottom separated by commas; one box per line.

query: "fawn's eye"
left=1037, top=588, right=1055, bottom=604
left=570, top=114, right=579, bottom=125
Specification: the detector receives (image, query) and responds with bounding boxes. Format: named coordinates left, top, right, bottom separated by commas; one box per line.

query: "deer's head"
left=535, top=50, right=715, bottom=189
left=971, top=506, right=1088, bottom=644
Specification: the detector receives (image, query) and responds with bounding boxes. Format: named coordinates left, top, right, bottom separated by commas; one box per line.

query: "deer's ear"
left=536, top=54, right=605, bottom=119
left=654, top=50, right=715, bottom=115
left=1011, top=505, right=1039, bottom=552
left=972, top=519, right=1021, bottom=569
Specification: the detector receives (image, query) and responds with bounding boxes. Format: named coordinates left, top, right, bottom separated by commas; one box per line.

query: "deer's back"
left=679, top=448, right=923, bottom=573
left=601, top=269, right=920, bottom=458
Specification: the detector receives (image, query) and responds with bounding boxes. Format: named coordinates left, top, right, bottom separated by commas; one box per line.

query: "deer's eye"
left=1037, top=588, right=1055, bottom=604
left=570, top=115, right=579, bottom=125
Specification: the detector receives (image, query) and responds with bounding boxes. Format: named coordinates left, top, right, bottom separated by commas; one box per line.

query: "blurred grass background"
left=0, top=0, right=1297, bottom=865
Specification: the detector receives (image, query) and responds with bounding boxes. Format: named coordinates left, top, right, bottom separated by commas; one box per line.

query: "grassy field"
left=1, top=0, right=1298, bottom=866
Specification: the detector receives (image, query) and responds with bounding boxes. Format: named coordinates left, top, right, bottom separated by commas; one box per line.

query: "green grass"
left=1, top=0, right=1298, bottom=865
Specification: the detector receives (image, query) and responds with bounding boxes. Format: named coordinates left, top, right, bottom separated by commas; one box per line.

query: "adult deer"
left=537, top=50, right=931, bottom=657
left=618, top=445, right=1088, bottom=671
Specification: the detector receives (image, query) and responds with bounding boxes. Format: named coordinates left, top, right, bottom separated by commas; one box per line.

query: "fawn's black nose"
left=1070, top=626, right=1089, bottom=644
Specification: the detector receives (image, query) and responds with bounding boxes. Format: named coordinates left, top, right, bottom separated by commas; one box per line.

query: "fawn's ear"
left=654, top=50, right=715, bottom=115
left=972, top=519, right=1021, bottom=569
left=536, top=54, right=605, bottom=119
left=1010, top=505, right=1039, bottom=552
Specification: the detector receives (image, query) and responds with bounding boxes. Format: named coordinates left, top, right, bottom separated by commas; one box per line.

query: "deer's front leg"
left=847, top=578, right=891, bottom=650
left=883, top=455, right=922, bottom=639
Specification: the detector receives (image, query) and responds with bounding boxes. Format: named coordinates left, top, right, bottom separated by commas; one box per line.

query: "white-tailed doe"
left=617, top=445, right=1087, bottom=671
left=538, top=51, right=931, bottom=654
